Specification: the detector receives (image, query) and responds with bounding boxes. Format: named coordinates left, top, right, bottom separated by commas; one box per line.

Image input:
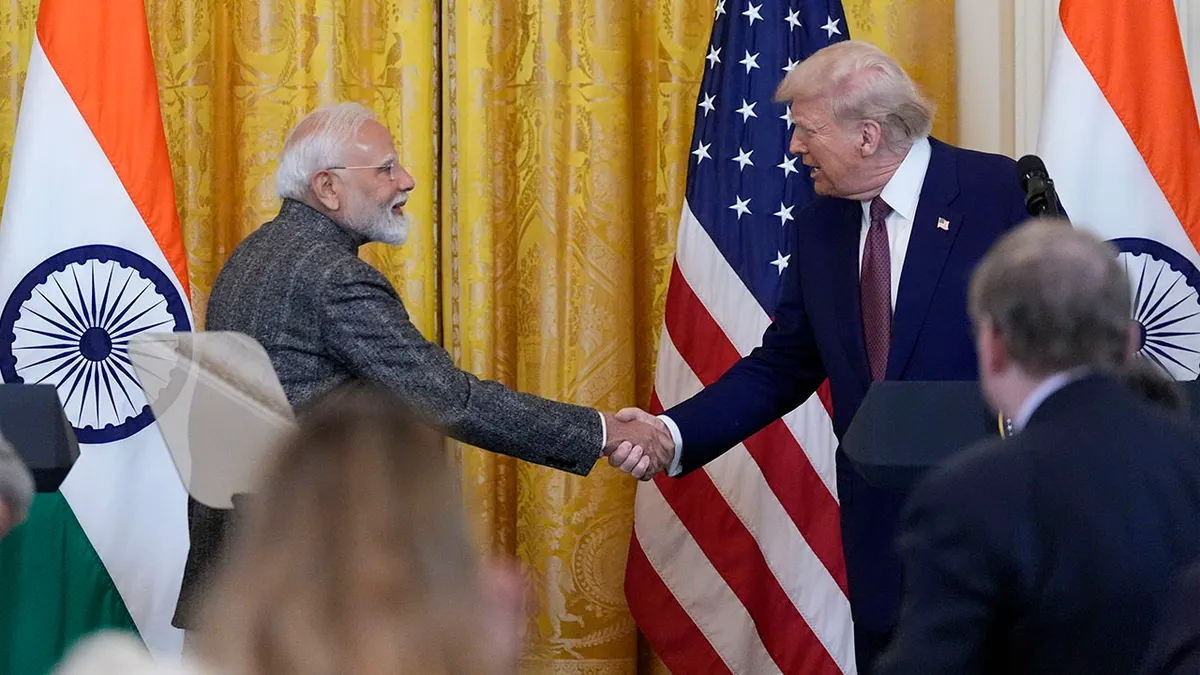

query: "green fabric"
left=0, top=492, right=137, bottom=675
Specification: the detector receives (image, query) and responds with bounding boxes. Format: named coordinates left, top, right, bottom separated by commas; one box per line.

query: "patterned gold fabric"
left=846, top=0, right=958, bottom=143
left=0, top=1, right=955, bottom=672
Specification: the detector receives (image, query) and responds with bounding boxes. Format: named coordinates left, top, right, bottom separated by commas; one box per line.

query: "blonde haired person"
left=55, top=384, right=526, bottom=675
left=195, top=383, right=526, bottom=675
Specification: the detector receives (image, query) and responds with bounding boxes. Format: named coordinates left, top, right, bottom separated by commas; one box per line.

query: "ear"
left=309, top=171, right=341, bottom=211
left=1125, top=319, right=1143, bottom=361
left=977, top=321, right=1009, bottom=375
left=859, top=119, right=884, bottom=156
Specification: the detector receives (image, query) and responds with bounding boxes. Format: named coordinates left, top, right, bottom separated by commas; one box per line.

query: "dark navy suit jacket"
left=878, top=375, right=1200, bottom=675
left=664, top=138, right=1030, bottom=634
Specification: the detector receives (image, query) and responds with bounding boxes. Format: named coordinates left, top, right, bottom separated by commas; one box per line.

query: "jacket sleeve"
left=320, top=257, right=602, bottom=475
left=664, top=240, right=827, bottom=474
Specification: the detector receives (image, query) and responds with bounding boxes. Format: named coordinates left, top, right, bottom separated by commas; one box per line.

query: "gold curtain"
left=0, top=1, right=956, bottom=673
left=846, top=0, right=958, bottom=143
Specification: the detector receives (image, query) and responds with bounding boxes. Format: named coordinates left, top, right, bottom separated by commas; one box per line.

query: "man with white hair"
left=172, top=103, right=670, bottom=630
left=610, top=40, right=1037, bottom=671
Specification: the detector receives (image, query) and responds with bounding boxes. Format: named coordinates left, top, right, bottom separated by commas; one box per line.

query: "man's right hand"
left=602, top=409, right=676, bottom=481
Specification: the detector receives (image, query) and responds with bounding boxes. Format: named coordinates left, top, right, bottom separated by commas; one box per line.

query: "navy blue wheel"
left=0, top=245, right=191, bottom=443
left=1111, top=237, right=1200, bottom=380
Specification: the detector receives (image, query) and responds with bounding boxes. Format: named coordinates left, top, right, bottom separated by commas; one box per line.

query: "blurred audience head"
left=1121, top=358, right=1189, bottom=418
left=0, top=431, right=35, bottom=540
left=969, top=219, right=1133, bottom=414
left=195, top=384, right=525, bottom=675
left=275, top=102, right=416, bottom=246
left=774, top=40, right=934, bottom=199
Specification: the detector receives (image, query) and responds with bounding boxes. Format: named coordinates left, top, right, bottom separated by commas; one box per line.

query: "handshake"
left=601, top=408, right=677, bottom=481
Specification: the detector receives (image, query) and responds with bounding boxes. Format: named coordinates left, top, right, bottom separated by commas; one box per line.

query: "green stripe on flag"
left=0, top=491, right=138, bottom=675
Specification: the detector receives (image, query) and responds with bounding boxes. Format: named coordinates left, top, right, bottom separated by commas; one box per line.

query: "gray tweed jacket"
left=173, top=199, right=602, bottom=627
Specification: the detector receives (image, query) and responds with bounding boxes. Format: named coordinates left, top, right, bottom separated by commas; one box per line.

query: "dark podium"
left=0, top=384, right=79, bottom=492
left=841, top=381, right=1002, bottom=491
left=844, top=378, right=1200, bottom=491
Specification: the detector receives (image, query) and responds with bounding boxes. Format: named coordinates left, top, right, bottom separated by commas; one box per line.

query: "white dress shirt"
left=859, top=136, right=931, bottom=307
left=660, top=137, right=933, bottom=476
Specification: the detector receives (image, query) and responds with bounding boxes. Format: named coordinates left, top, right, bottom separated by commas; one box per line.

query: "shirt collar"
left=861, top=136, right=931, bottom=223
left=1013, top=368, right=1091, bottom=431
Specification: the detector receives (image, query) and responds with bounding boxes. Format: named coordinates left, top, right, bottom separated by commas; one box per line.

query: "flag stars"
left=780, top=105, right=794, bottom=129
left=822, top=16, right=842, bottom=38
left=732, top=148, right=755, bottom=170
left=782, top=58, right=799, bottom=73
left=742, top=2, right=763, bottom=26
left=740, top=50, right=760, bottom=73
left=715, top=0, right=726, bottom=17
left=699, top=92, right=716, bottom=116
left=785, top=9, right=802, bottom=30
left=730, top=195, right=752, bottom=219
left=693, top=141, right=712, bottom=164
left=736, top=99, right=758, bottom=122
left=706, top=46, right=722, bottom=68
left=774, top=203, right=795, bottom=226
left=778, top=154, right=799, bottom=177
left=771, top=252, right=791, bottom=274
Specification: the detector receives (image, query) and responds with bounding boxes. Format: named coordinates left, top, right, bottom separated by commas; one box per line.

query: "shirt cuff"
left=597, top=410, right=607, bottom=456
left=658, top=414, right=684, bottom=477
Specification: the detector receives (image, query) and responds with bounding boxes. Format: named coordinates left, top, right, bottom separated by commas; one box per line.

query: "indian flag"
left=0, top=0, right=191, bottom=670
left=1039, top=0, right=1200, bottom=379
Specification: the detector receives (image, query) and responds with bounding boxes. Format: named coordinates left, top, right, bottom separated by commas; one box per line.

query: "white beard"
left=344, top=192, right=411, bottom=245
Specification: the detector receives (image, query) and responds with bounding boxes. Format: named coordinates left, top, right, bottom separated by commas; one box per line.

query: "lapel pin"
left=937, top=217, right=950, bottom=231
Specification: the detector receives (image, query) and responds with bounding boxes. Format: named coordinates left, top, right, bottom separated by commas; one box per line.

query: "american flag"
left=625, top=1, right=855, bottom=674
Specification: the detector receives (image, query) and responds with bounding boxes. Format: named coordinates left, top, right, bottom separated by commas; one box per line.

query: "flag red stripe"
left=625, top=535, right=734, bottom=675
left=663, top=263, right=848, bottom=592
left=651, top=437, right=842, bottom=674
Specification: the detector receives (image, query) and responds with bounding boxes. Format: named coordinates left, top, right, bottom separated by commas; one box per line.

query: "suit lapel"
left=830, top=199, right=872, bottom=384
left=886, top=139, right=963, bottom=379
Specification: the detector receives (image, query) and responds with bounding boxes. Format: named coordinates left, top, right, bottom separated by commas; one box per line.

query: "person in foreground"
left=174, top=102, right=670, bottom=630
left=876, top=221, right=1200, bottom=675
left=608, top=39, right=1033, bottom=668
left=0, top=431, right=34, bottom=540
left=56, top=385, right=526, bottom=675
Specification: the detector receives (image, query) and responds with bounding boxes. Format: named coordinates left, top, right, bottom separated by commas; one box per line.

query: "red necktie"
left=861, top=196, right=892, bottom=381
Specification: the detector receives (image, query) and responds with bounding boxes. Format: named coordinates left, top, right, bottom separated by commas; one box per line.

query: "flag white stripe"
left=655, top=329, right=856, bottom=673
left=1039, top=30, right=1200, bottom=265
left=634, top=483, right=783, bottom=675
left=1, top=38, right=189, bottom=655
left=673, top=202, right=840, bottom=500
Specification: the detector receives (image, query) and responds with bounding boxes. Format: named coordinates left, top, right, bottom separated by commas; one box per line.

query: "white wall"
left=956, top=0, right=1200, bottom=158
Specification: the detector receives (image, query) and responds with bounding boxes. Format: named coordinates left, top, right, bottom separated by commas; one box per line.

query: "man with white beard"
left=173, top=103, right=670, bottom=633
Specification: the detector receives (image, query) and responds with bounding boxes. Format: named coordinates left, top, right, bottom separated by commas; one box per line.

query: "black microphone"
left=1016, top=154, right=1063, bottom=218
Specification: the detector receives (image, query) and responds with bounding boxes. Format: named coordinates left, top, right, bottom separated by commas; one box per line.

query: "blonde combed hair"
left=196, top=385, right=489, bottom=675
left=775, top=40, right=934, bottom=149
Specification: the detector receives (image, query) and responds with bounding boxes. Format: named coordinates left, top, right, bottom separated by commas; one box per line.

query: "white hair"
left=275, top=102, right=379, bottom=201
left=775, top=40, right=934, bottom=149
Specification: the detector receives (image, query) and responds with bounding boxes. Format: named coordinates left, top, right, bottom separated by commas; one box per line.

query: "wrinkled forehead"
left=342, top=119, right=398, bottom=164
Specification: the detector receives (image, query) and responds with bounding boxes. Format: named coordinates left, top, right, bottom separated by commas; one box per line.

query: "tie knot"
left=870, top=196, right=892, bottom=226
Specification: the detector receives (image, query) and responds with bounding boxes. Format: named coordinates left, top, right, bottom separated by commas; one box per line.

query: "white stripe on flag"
left=633, top=482, right=783, bottom=675
left=655, top=330, right=856, bottom=673
left=4, top=38, right=189, bottom=654
left=1039, top=30, right=1200, bottom=266
left=673, top=202, right=840, bottom=499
